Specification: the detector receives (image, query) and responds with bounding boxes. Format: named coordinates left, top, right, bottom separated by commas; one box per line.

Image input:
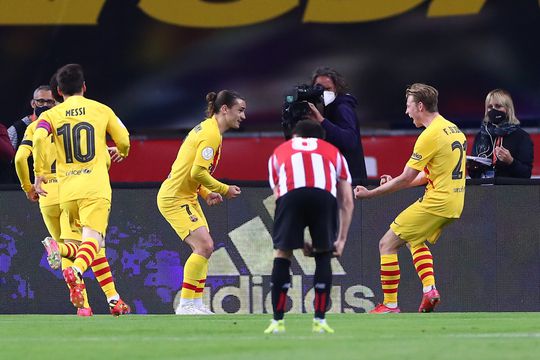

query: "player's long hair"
left=206, top=90, right=244, bottom=117
left=483, top=89, right=520, bottom=125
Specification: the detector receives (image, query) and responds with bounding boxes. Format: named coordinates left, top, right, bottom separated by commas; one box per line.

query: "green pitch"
left=1, top=313, right=538, bottom=360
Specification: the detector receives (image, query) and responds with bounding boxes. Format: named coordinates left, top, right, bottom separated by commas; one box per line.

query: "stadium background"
left=1, top=1, right=539, bottom=314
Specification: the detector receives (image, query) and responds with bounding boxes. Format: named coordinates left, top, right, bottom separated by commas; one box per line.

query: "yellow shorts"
left=390, top=201, right=454, bottom=247
left=157, top=197, right=208, bottom=240
left=60, top=198, right=111, bottom=238
left=40, top=204, right=62, bottom=241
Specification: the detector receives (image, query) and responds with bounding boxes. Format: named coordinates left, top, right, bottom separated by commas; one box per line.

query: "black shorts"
left=272, top=187, right=337, bottom=252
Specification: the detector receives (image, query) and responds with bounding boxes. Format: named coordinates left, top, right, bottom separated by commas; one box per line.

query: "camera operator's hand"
left=306, top=102, right=324, bottom=123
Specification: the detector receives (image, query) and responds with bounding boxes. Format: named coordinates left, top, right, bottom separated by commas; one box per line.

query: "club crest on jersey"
left=189, top=215, right=198, bottom=222
left=202, top=146, right=214, bottom=160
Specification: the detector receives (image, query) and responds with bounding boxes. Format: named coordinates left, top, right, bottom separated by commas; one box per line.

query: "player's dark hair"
left=56, top=64, right=85, bottom=96
left=49, top=72, right=63, bottom=103
left=206, top=90, right=245, bottom=117
left=406, top=83, right=438, bottom=113
left=311, top=66, right=348, bottom=94
left=292, top=120, right=326, bottom=139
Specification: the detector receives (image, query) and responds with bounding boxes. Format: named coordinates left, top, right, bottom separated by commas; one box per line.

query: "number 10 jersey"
left=35, top=95, right=130, bottom=202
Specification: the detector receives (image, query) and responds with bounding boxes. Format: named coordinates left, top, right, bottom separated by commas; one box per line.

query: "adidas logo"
left=175, top=195, right=375, bottom=314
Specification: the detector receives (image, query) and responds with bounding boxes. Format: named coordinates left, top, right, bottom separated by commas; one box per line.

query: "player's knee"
left=379, top=238, right=396, bottom=254
left=196, top=241, right=214, bottom=258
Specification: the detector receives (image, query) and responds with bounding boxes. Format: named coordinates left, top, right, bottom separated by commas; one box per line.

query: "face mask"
left=34, top=105, right=50, bottom=118
left=323, top=91, right=336, bottom=106
left=487, top=108, right=507, bottom=125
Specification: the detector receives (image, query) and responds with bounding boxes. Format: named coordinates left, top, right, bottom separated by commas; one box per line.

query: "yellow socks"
left=90, top=248, right=118, bottom=301
left=181, top=253, right=208, bottom=305
left=58, top=241, right=79, bottom=260
left=73, top=237, right=100, bottom=274
left=410, top=243, right=435, bottom=288
left=380, top=254, right=400, bottom=304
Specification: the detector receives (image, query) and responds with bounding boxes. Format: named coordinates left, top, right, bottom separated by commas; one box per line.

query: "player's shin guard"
left=73, top=237, right=100, bottom=275
left=91, top=248, right=118, bottom=301
left=62, top=257, right=90, bottom=308
left=313, top=252, right=332, bottom=319
left=270, top=257, right=291, bottom=321
left=410, top=243, right=435, bottom=289
left=380, top=254, right=400, bottom=305
left=181, top=253, right=208, bottom=304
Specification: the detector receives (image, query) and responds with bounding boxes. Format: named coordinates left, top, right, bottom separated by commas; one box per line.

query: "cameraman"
left=306, top=67, right=367, bottom=181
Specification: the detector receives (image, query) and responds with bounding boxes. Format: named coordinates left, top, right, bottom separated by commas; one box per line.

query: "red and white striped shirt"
left=268, top=137, right=351, bottom=198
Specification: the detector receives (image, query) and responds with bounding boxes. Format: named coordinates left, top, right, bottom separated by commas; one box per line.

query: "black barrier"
left=1, top=185, right=539, bottom=314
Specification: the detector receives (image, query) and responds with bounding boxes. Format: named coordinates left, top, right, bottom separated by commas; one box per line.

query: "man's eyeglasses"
left=33, top=98, right=55, bottom=106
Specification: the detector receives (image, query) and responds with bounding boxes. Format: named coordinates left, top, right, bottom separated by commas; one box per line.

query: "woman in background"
left=469, top=89, right=533, bottom=178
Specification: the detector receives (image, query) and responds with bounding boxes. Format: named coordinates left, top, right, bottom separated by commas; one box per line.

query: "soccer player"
left=33, top=64, right=131, bottom=315
left=264, top=120, right=353, bottom=333
left=354, top=83, right=466, bottom=313
left=157, top=90, right=243, bottom=315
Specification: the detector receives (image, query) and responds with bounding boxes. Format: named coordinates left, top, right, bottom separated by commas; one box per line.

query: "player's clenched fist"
left=380, top=174, right=392, bottom=185
left=354, top=185, right=370, bottom=199
left=205, top=192, right=223, bottom=206
left=226, top=185, right=241, bottom=199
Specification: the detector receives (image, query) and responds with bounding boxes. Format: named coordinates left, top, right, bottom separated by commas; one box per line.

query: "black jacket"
left=472, top=126, right=534, bottom=178
left=321, top=94, right=367, bottom=181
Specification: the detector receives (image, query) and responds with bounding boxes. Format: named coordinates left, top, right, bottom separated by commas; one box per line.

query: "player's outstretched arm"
left=334, top=179, right=354, bottom=257
left=354, top=166, right=420, bottom=199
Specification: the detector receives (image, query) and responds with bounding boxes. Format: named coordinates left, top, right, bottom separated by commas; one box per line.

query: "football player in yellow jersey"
left=33, top=64, right=131, bottom=315
left=157, top=90, right=244, bottom=315
left=354, top=83, right=466, bottom=314
left=15, top=117, right=130, bottom=316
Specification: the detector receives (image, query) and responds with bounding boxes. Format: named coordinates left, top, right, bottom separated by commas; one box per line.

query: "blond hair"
left=483, top=89, right=520, bottom=125
left=405, top=83, right=438, bottom=113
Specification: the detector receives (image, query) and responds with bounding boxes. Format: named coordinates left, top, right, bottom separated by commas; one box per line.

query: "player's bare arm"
left=354, top=166, right=420, bottom=199
left=334, top=179, right=354, bottom=257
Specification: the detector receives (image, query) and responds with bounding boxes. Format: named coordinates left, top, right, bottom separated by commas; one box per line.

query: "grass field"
left=1, top=313, right=539, bottom=360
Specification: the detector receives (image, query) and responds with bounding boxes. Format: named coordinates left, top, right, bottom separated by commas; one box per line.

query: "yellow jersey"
left=158, top=116, right=228, bottom=201
left=16, top=121, right=59, bottom=207
left=406, top=115, right=466, bottom=218
left=34, top=95, right=130, bottom=202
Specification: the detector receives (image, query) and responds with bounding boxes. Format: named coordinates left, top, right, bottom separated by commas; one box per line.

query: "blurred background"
left=1, top=0, right=539, bottom=179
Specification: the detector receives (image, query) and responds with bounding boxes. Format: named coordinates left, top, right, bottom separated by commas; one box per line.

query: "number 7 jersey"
left=406, top=115, right=466, bottom=218
left=34, top=95, right=130, bottom=202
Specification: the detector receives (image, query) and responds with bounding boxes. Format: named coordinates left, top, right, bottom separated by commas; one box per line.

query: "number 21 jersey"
left=406, top=115, right=466, bottom=218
